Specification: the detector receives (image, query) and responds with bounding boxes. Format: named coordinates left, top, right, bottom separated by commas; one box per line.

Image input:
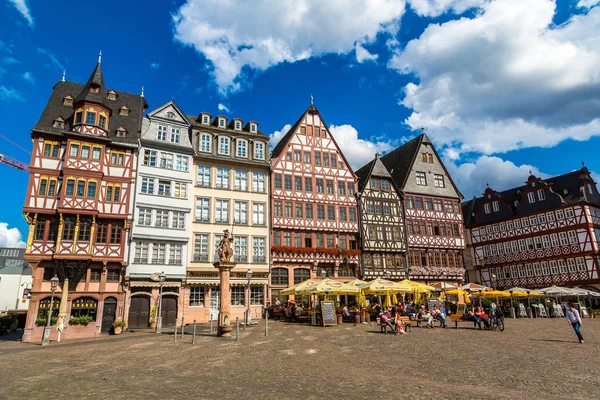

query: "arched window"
left=71, top=297, right=98, bottom=321
left=293, top=268, right=310, bottom=285
left=37, top=296, right=60, bottom=317
left=271, top=268, right=289, bottom=285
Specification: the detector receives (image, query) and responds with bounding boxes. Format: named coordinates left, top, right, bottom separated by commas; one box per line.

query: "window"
left=39, top=178, right=48, bottom=196
left=174, top=182, right=187, bottom=199
left=550, top=234, right=559, bottom=247
left=202, top=115, right=209, bottom=124
left=233, top=170, right=248, bottom=191
left=559, top=232, right=568, bottom=246
left=141, top=177, right=154, bottom=194
left=293, top=150, right=301, bottom=162
left=138, top=208, right=152, bottom=226
left=254, top=142, right=265, bottom=160
left=568, top=230, right=578, bottom=245
left=327, top=206, right=335, bottom=220
left=172, top=212, right=185, bottom=229
left=143, top=150, right=157, bottom=167
left=433, top=200, right=443, bottom=211
left=85, top=112, right=96, bottom=125
left=193, top=234, right=209, bottom=262
left=99, top=115, right=106, bottom=129
left=214, top=235, right=223, bottom=260
left=295, top=176, right=302, bottom=192
left=537, top=189, right=545, bottom=201
left=75, top=111, right=83, bottom=124
left=326, top=180, right=334, bottom=195
left=434, top=174, right=445, bottom=188
left=285, top=202, right=292, bottom=218
left=234, top=202, right=248, bottom=224
left=157, top=125, right=167, bottom=141
left=349, top=208, right=356, bottom=222
left=317, top=205, right=325, bottom=220
left=170, top=127, right=180, bottom=143
left=86, top=181, right=96, bottom=198
left=195, top=198, right=210, bottom=223
left=252, top=172, right=266, bottom=192
left=484, top=203, right=491, bottom=214
left=576, top=257, right=586, bottom=272
left=271, top=268, right=288, bottom=285
left=331, top=154, right=337, bottom=168
left=304, top=152, right=311, bottom=164
left=416, top=172, right=427, bottom=186
left=43, top=141, right=60, bottom=158
left=406, top=196, right=414, bottom=209
left=425, top=199, right=433, bottom=211
left=492, top=201, right=499, bottom=212
left=283, top=232, right=291, bottom=246
left=323, top=154, right=329, bottom=167
left=284, top=175, right=292, bottom=190
left=109, top=223, right=122, bottom=244
left=556, top=209, right=565, bottom=219
left=78, top=218, right=91, bottom=241
left=274, top=201, right=282, bottom=217
left=200, top=134, right=211, bottom=153
left=189, top=286, right=205, bottom=307
left=234, top=236, right=247, bottom=263
left=316, top=179, right=324, bottom=194
left=96, top=221, right=108, bottom=244
left=134, top=242, right=149, bottom=263
left=338, top=182, right=346, bottom=196
left=197, top=166, right=211, bottom=187
left=218, top=137, right=230, bottom=155
left=70, top=297, right=98, bottom=321
left=314, top=152, right=321, bottom=166
left=527, top=192, right=535, bottom=203
left=215, top=200, right=229, bottom=223
left=157, top=180, right=171, bottom=196
left=253, top=203, right=265, bottom=226
left=175, top=155, right=188, bottom=172
left=216, top=168, right=230, bottom=189
left=381, top=180, right=390, bottom=191
left=219, top=118, right=226, bottom=128
left=339, top=207, right=347, bottom=222
left=305, top=204, right=313, bottom=219
left=547, top=212, right=555, bottom=222
left=76, top=180, right=85, bottom=196
left=169, top=244, right=183, bottom=265
left=567, top=259, right=577, bottom=273
left=286, top=152, right=292, bottom=161
left=155, top=210, right=169, bottom=228
left=295, top=203, right=303, bottom=218
left=305, top=177, right=312, bottom=192
left=69, top=144, right=80, bottom=157
left=274, top=174, right=282, bottom=190
left=152, top=243, right=166, bottom=264
left=110, top=151, right=125, bottom=166
left=159, top=152, right=173, bottom=169
left=81, top=145, right=90, bottom=159
left=565, top=208, right=574, bottom=218
left=237, top=140, right=247, bottom=157
left=250, top=124, right=257, bottom=133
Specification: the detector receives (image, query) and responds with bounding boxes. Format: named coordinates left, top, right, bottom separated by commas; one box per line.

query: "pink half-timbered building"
left=463, top=167, right=600, bottom=290
left=269, top=104, right=360, bottom=301
left=21, top=58, right=147, bottom=342
left=381, top=134, right=465, bottom=283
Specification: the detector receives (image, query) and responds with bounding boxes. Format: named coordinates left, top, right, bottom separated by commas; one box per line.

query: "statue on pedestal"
left=214, top=229, right=236, bottom=337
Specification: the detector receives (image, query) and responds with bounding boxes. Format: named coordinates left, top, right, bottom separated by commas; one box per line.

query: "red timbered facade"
left=270, top=104, right=360, bottom=300
left=355, top=154, right=408, bottom=279
left=381, top=134, right=465, bottom=283
left=463, top=167, right=600, bottom=290
left=21, top=58, right=147, bottom=342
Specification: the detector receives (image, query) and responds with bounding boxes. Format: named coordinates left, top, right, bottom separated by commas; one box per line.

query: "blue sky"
left=0, top=0, right=599, bottom=246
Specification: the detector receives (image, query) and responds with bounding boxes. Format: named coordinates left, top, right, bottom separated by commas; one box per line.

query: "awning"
left=129, top=281, right=182, bottom=288
left=187, top=278, right=269, bottom=286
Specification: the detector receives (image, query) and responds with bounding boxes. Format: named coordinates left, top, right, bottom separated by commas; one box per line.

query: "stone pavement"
left=0, top=319, right=598, bottom=399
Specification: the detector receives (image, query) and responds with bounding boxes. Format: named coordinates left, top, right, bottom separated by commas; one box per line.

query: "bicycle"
left=489, top=308, right=505, bottom=331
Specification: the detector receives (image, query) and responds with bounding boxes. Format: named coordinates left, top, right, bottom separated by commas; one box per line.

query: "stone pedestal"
left=213, top=261, right=236, bottom=337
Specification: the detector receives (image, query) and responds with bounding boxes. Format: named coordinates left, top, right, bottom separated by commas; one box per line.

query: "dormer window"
left=63, top=95, right=73, bottom=106
left=219, top=118, right=226, bottom=128
left=492, top=201, right=499, bottom=212
left=202, top=115, right=209, bottom=124
left=167, top=112, right=175, bottom=119
left=527, top=192, right=536, bottom=204
left=53, top=117, right=64, bottom=129
left=119, top=106, right=130, bottom=116
left=75, top=111, right=83, bottom=124
left=484, top=203, right=490, bottom=214
left=86, top=111, right=96, bottom=125
left=89, top=86, right=100, bottom=94
left=116, top=128, right=127, bottom=137
left=250, top=123, right=257, bottom=133
left=234, top=120, right=241, bottom=130
left=537, top=189, right=545, bottom=201
left=107, top=90, right=117, bottom=101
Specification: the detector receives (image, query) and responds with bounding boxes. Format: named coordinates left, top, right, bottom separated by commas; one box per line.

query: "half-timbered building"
left=185, top=112, right=270, bottom=323
left=270, top=104, right=360, bottom=301
left=381, top=134, right=465, bottom=283
left=21, top=57, right=147, bottom=342
left=125, top=101, right=193, bottom=329
left=355, top=153, right=408, bottom=279
left=463, top=166, right=600, bottom=290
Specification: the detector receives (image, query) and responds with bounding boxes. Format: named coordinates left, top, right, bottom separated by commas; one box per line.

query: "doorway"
left=210, top=287, right=220, bottom=321
left=128, top=296, right=150, bottom=329
left=161, top=296, right=178, bottom=327
left=101, top=297, right=117, bottom=333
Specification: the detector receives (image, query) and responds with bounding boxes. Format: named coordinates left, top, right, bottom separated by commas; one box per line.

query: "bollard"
left=181, top=317, right=185, bottom=339
left=265, top=311, right=269, bottom=337
left=192, top=320, right=197, bottom=345
left=210, top=318, right=213, bottom=334
left=243, top=311, right=247, bottom=331
left=174, top=324, right=177, bottom=342
left=236, top=317, right=240, bottom=341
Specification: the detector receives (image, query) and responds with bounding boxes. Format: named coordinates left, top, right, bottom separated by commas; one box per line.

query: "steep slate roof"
left=33, top=74, right=148, bottom=145
left=355, top=155, right=391, bottom=192
left=379, top=134, right=423, bottom=189
left=464, top=167, right=600, bottom=227
left=74, top=62, right=111, bottom=109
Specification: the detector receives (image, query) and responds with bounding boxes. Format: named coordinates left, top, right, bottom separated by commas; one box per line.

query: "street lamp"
left=311, top=290, right=317, bottom=326
left=384, top=270, right=391, bottom=279
left=156, top=271, right=167, bottom=334
left=246, top=268, right=253, bottom=325
left=42, top=274, right=59, bottom=346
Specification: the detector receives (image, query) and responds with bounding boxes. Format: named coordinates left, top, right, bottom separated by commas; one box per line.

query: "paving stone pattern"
left=0, top=319, right=599, bottom=399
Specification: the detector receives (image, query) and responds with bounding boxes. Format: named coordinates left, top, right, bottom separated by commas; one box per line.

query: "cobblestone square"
left=0, top=319, right=599, bottom=399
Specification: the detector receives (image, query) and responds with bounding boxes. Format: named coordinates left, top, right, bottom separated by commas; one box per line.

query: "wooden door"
left=161, top=296, right=178, bottom=327
left=128, top=296, right=150, bottom=328
left=101, top=297, right=117, bottom=333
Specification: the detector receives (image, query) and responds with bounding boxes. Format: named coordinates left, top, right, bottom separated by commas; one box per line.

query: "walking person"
left=566, top=302, right=584, bottom=344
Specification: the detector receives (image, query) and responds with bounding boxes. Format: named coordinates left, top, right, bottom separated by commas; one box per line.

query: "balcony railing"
left=168, top=259, right=182, bottom=266
left=234, top=255, right=247, bottom=263
left=151, top=258, right=165, bottom=264
left=133, top=258, right=147, bottom=264
left=193, top=254, right=209, bottom=262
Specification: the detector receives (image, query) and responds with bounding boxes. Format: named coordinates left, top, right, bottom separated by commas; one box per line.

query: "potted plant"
left=113, top=320, right=126, bottom=335
left=149, top=306, right=157, bottom=329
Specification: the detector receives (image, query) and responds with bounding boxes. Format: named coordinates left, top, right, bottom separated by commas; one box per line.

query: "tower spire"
left=98, top=50, right=102, bottom=64
left=61, top=71, right=66, bottom=82
left=310, top=94, right=314, bottom=105
left=141, top=86, right=145, bottom=98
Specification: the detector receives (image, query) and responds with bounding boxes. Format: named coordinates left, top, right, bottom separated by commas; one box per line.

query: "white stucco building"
left=0, top=248, right=32, bottom=313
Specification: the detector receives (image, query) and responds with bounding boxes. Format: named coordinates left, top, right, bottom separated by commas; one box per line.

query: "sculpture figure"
left=218, top=230, right=234, bottom=262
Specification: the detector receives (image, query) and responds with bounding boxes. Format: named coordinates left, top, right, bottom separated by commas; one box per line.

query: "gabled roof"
left=355, top=155, right=391, bottom=192
left=74, top=62, right=111, bottom=109
left=146, top=100, right=191, bottom=126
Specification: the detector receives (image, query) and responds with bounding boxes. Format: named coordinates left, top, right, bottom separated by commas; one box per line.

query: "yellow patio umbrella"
left=359, top=278, right=412, bottom=295
left=384, top=293, right=392, bottom=308
left=347, top=279, right=367, bottom=287
left=398, top=279, right=435, bottom=292
left=391, top=293, right=398, bottom=305
left=280, top=279, right=318, bottom=295
left=445, top=289, right=470, bottom=305
left=481, top=290, right=510, bottom=298
left=56, top=278, right=69, bottom=343
left=297, top=279, right=360, bottom=296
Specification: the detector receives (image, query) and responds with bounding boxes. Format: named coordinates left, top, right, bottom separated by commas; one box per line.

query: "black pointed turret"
left=74, top=62, right=111, bottom=110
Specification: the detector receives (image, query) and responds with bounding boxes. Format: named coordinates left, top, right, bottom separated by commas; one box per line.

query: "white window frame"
left=195, top=198, right=210, bottom=223
left=236, top=140, right=247, bottom=158
left=141, top=177, right=154, bottom=194
left=252, top=172, right=266, bottom=193
left=434, top=174, right=445, bottom=188
left=174, top=182, right=187, bottom=199
left=484, top=203, right=490, bottom=214
left=576, top=257, right=586, bottom=272
left=234, top=170, right=248, bottom=191
left=197, top=165, right=211, bottom=187
left=137, top=208, right=152, bottom=226
left=252, top=203, right=265, bottom=226
left=537, top=189, right=545, bottom=201
left=155, top=210, right=169, bottom=228
left=200, top=134, right=211, bottom=153
left=172, top=212, right=185, bottom=229
left=492, top=201, right=499, bottom=212
left=170, top=127, right=180, bottom=144
left=157, top=125, right=167, bottom=141
left=254, top=142, right=265, bottom=160
left=415, top=171, right=427, bottom=186
left=175, top=155, right=188, bottom=172
left=218, top=137, right=230, bottom=155
left=215, top=200, right=229, bottom=224
left=216, top=168, right=230, bottom=189
left=234, top=201, right=248, bottom=225
left=567, top=230, right=578, bottom=245
left=193, top=234, right=209, bottom=262
left=527, top=192, right=535, bottom=204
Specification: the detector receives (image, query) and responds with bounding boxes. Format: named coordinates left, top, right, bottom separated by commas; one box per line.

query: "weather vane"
left=310, top=94, right=314, bottom=105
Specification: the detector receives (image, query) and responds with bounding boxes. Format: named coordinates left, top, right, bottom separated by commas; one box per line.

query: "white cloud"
left=407, top=0, right=488, bottom=17
left=0, top=222, right=25, bottom=248
left=149, top=62, right=160, bottom=69
left=355, top=43, right=379, bottom=63
left=22, top=71, right=34, bottom=84
left=173, top=0, right=405, bottom=95
left=217, top=103, right=230, bottom=113
left=577, top=0, right=600, bottom=9
left=269, top=123, right=396, bottom=170
left=2, top=57, right=19, bottom=65
left=37, top=48, right=64, bottom=72
left=446, top=155, right=546, bottom=199
left=0, top=86, right=25, bottom=102
left=390, top=0, right=600, bottom=155
left=8, top=0, right=34, bottom=28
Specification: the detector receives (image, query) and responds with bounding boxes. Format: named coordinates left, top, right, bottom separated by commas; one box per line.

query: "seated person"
left=295, top=304, right=303, bottom=316
left=380, top=310, right=397, bottom=334
left=431, top=306, right=447, bottom=328
left=405, top=303, right=416, bottom=320
left=417, top=305, right=434, bottom=328
left=394, top=313, right=408, bottom=335
left=474, top=307, right=490, bottom=329
left=342, top=304, right=351, bottom=317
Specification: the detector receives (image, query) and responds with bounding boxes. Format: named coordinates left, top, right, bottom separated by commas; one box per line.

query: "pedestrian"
left=566, top=302, right=584, bottom=344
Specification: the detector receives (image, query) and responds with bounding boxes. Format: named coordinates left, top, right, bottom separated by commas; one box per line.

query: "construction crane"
left=0, top=153, right=29, bottom=171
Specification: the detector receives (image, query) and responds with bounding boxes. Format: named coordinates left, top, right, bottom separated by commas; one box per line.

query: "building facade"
left=125, top=101, right=193, bottom=329
left=355, top=154, right=408, bottom=279
left=463, top=167, right=600, bottom=290
left=381, top=134, right=465, bottom=283
left=270, top=104, right=360, bottom=301
left=185, top=112, right=270, bottom=322
left=21, top=58, right=146, bottom=342
left=0, top=248, right=31, bottom=313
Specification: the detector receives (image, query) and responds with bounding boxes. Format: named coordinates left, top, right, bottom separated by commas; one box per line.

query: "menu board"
left=321, top=301, right=336, bottom=326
